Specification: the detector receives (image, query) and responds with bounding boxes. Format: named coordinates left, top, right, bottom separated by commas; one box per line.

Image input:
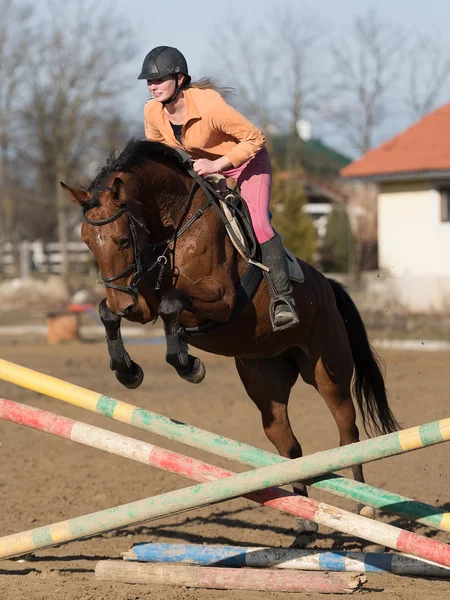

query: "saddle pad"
left=285, top=246, right=305, bottom=283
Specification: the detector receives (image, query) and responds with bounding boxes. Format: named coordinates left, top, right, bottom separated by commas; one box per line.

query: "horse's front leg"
left=99, top=298, right=144, bottom=389
left=158, top=290, right=206, bottom=384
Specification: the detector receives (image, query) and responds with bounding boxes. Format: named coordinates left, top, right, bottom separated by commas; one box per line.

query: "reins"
left=82, top=180, right=206, bottom=296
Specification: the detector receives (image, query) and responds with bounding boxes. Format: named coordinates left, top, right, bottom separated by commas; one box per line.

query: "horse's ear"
left=111, top=177, right=127, bottom=204
left=60, top=182, right=88, bottom=206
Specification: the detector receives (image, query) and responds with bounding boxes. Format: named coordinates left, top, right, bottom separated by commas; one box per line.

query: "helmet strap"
left=162, top=76, right=182, bottom=106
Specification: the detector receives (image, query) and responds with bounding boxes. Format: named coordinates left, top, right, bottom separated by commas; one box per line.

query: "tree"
left=327, top=9, right=405, bottom=155
left=0, top=0, right=34, bottom=274
left=325, top=9, right=405, bottom=276
left=210, top=20, right=277, bottom=133
left=320, top=204, right=354, bottom=273
left=274, top=10, right=327, bottom=172
left=210, top=8, right=327, bottom=166
left=21, top=0, right=136, bottom=280
left=270, top=173, right=317, bottom=263
left=403, top=35, right=450, bottom=120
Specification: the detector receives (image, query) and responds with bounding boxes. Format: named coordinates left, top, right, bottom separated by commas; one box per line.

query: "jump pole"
left=1, top=397, right=448, bottom=562
left=122, top=543, right=450, bottom=577
left=1, top=410, right=450, bottom=566
left=95, top=562, right=366, bottom=593
left=1, top=358, right=449, bottom=533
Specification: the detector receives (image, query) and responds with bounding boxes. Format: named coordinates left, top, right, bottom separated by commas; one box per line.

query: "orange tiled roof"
left=341, top=101, right=450, bottom=178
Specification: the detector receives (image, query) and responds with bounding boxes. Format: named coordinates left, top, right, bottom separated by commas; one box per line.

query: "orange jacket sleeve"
left=210, top=97, right=266, bottom=168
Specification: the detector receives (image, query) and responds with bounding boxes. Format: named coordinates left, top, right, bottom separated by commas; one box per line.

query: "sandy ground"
left=0, top=340, right=449, bottom=599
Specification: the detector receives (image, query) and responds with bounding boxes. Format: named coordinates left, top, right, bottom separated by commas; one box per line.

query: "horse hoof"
left=115, top=362, right=144, bottom=389
left=179, top=356, right=206, bottom=384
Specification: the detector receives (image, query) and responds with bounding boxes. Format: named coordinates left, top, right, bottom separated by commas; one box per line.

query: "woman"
left=138, top=46, right=298, bottom=331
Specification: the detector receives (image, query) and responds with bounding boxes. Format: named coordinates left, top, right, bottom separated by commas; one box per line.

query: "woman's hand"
left=192, top=156, right=232, bottom=176
left=192, top=158, right=219, bottom=176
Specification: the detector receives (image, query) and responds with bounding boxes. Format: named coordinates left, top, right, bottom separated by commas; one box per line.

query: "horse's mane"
left=87, top=138, right=183, bottom=192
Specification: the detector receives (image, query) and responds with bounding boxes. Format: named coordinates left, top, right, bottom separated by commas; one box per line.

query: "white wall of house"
left=377, top=180, right=450, bottom=312
left=329, top=270, right=450, bottom=314
left=378, top=181, right=450, bottom=276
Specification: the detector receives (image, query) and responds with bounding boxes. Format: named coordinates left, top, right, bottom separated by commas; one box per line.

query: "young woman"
left=138, top=46, right=298, bottom=330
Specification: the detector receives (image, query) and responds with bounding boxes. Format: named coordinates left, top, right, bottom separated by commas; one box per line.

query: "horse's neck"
left=139, top=162, right=193, bottom=235
left=137, top=162, right=239, bottom=277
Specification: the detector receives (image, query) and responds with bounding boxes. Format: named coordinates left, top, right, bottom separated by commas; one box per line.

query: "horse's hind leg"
left=99, top=298, right=144, bottom=389
left=313, top=352, right=370, bottom=503
left=158, top=290, right=205, bottom=384
left=235, top=355, right=318, bottom=548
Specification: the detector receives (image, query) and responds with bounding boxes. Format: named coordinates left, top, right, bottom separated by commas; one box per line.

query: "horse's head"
left=61, top=176, right=158, bottom=321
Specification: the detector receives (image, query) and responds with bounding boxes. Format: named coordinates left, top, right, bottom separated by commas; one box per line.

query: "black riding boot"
left=260, top=234, right=299, bottom=331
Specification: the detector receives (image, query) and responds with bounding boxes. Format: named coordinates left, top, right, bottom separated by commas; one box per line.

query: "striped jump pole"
left=1, top=397, right=448, bottom=561
left=1, top=406, right=450, bottom=565
left=95, top=561, right=366, bottom=593
left=1, top=358, right=449, bottom=533
left=122, top=543, right=450, bottom=577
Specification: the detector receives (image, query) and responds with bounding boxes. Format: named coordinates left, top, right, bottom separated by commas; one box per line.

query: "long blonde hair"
left=186, top=77, right=235, bottom=99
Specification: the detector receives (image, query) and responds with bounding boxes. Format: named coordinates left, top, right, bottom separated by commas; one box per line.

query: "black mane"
left=87, top=138, right=183, bottom=192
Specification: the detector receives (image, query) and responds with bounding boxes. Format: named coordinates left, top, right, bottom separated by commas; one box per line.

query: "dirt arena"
left=0, top=340, right=449, bottom=599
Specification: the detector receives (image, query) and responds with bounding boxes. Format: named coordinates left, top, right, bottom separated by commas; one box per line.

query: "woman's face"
left=147, top=75, right=177, bottom=102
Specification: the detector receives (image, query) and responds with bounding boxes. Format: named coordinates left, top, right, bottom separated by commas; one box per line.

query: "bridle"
left=82, top=182, right=208, bottom=299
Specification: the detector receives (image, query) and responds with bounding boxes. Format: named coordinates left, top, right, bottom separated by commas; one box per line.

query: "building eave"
left=341, top=169, right=450, bottom=183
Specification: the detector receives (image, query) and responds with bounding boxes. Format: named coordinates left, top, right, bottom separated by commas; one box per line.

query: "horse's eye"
left=119, top=236, right=130, bottom=249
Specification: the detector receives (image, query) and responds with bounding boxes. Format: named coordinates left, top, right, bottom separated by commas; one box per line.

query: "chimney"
left=296, top=119, right=312, bottom=141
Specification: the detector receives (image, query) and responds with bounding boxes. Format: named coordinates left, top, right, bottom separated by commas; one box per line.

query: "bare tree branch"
left=20, top=0, right=136, bottom=279
left=0, top=0, right=34, bottom=272
left=209, top=7, right=328, bottom=173
left=403, top=34, right=450, bottom=120
left=210, top=20, right=277, bottom=130
left=327, top=8, right=405, bottom=154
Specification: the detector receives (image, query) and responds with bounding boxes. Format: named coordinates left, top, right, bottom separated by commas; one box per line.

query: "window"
left=441, top=188, right=450, bottom=222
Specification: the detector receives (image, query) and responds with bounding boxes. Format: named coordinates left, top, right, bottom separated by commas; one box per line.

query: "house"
left=341, top=102, right=450, bottom=312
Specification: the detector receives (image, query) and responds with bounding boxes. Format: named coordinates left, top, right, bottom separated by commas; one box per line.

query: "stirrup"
left=269, top=297, right=299, bottom=332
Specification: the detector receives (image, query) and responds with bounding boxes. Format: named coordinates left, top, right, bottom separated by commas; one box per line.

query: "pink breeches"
left=221, top=146, right=274, bottom=243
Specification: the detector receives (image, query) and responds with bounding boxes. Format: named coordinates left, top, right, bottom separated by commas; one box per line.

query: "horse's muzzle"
left=106, top=296, right=136, bottom=318
left=114, top=304, right=135, bottom=318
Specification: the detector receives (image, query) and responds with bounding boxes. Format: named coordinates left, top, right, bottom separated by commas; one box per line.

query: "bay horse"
left=62, top=139, right=399, bottom=548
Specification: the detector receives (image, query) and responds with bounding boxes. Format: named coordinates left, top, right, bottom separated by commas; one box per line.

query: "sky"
left=44, top=0, right=450, bottom=157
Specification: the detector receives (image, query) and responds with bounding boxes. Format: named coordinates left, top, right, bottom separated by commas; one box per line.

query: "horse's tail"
left=327, top=277, right=400, bottom=436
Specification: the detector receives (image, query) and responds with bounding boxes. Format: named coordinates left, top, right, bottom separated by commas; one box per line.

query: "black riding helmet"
left=138, top=46, right=191, bottom=84
left=138, top=46, right=190, bottom=105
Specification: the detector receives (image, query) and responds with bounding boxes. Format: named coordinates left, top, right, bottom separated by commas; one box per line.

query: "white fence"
left=0, top=240, right=93, bottom=277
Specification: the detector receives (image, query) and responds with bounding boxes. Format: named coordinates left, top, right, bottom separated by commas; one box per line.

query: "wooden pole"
left=122, top=543, right=450, bottom=577
left=0, top=358, right=449, bottom=533
left=0, top=404, right=450, bottom=565
left=1, top=397, right=447, bottom=560
left=95, top=561, right=366, bottom=593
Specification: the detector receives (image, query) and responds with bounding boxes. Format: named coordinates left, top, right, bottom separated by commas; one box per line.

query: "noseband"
left=82, top=183, right=206, bottom=298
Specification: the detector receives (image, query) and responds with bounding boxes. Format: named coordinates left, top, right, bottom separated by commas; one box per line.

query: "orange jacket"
left=144, top=87, right=266, bottom=168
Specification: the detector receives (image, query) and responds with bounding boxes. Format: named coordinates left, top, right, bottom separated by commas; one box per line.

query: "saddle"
left=173, top=148, right=305, bottom=285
